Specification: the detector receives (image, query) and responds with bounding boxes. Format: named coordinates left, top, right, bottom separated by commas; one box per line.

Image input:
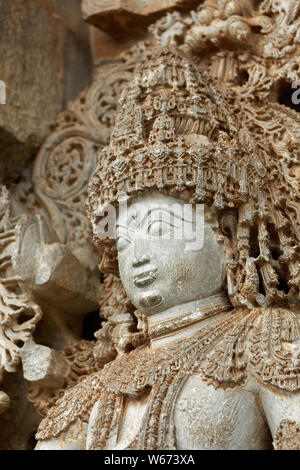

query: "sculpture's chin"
left=138, top=290, right=163, bottom=311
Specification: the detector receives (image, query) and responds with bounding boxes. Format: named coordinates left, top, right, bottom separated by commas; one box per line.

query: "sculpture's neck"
left=148, top=292, right=231, bottom=349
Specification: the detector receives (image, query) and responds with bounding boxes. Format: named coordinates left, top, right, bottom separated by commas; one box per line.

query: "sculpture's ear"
left=219, top=210, right=238, bottom=243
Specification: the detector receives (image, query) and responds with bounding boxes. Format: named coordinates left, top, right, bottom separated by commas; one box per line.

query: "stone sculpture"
left=1, top=0, right=300, bottom=450
left=36, top=43, right=300, bottom=450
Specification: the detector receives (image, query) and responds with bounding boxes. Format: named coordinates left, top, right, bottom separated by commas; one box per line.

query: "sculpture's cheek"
left=174, top=375, right=271, bottom=450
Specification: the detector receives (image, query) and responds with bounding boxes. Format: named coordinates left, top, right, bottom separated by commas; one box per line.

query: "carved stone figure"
left=35, top=44, right=300, bottom=450
left=1, top=0, right=300, bottom=451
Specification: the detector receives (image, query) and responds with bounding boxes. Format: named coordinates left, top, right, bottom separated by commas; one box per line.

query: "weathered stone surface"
left=81, top=0, right=197, bottom=37
left=41, top=0, right=91, bottom=41
left=89, top=26, right=145, bottom=65
left=0, top=392, right=10, bottom=416
left=0, top=369, right=40, bottom=450
left=15, top=215, right=102, bottom=315
left=20, top=340, right=70, bottom=389
left=0, top=0, right=92, bottom=182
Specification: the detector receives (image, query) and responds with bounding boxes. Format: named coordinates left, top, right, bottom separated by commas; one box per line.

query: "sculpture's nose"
left=132, top=238, right=150, bottom=267
left=132, top=253, right=150, bottom=267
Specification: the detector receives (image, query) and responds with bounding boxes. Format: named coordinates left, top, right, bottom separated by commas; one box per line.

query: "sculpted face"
left=116, top=192, right=227, bottom=315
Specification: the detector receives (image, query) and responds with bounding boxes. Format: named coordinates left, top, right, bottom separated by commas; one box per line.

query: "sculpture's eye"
left=147, top=220, right=173, bottom=238
left=116, top=236, right=131, bottom=253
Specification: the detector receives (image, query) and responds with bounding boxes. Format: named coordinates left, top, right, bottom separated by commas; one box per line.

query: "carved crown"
left=88, top=47, right=265, bottom=219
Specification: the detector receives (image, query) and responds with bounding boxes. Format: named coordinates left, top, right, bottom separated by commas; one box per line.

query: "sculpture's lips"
left=133, top=269, right=157, bottom=287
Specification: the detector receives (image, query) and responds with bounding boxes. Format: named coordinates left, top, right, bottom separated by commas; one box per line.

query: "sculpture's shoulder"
left=197, top=306, right=300, bottom=394
left=36, top=370, right=104, bottom=442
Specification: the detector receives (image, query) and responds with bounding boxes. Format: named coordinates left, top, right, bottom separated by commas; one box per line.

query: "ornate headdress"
left=87, top=45, right=300, bottom=310
left=88, top=47, right=268, bottom=219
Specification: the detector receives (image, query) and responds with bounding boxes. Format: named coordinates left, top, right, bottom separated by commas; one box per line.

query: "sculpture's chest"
left=98, top=373, right=270, bottom=450
left=173, top=374, right=269, bottom=450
